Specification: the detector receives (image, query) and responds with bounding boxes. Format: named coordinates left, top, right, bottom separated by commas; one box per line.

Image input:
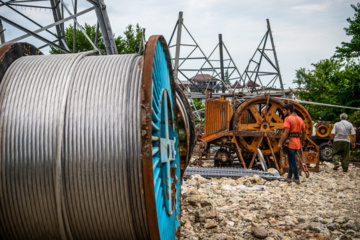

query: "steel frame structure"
left=168, top=11, right=247, bottom=125
left=168, top=13, right=286, bottom=101
left=206, top=33, right=247, bottom=93
left=242, top=19, right=285, bottom=96
left=0, top=0, right=117, bottom=55
left=168, top=11, right=237, bottom=96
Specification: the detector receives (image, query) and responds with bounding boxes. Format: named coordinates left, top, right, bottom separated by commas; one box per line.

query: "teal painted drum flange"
left=141, top=35, right=181, bottom=240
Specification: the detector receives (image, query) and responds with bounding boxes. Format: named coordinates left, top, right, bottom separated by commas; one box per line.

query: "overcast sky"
left=0, top=0, right=357, bottom=88
left=105, top=0, right=356, bottom=88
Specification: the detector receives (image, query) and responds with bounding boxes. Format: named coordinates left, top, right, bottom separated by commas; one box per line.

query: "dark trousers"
left=332, top=141, right=350, bottom=171
left=285, top=147, right=299, bottom=180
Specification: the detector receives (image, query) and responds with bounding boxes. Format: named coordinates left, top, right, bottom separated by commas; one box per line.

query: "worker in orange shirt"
left=278, top=104, right=306, bottom=185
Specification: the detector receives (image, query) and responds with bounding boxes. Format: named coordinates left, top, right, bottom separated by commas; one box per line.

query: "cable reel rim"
left=0, top=42, right=42, bottom=84
left=141, top=35, right=180, bottom=240
left=159, top=89, right=176, bottom=215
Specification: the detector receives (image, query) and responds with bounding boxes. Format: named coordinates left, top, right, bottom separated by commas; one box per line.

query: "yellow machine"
left=315, top=121, right=334, bottom=138
left=312, top=121, right=357, bottom=161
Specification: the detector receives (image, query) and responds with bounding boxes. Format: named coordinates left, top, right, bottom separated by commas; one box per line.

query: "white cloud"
left=292, top=3, right=330, bottom=12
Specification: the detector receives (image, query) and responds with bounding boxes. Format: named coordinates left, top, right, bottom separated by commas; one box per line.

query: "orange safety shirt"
left=283, top=114, right=305, bottom=150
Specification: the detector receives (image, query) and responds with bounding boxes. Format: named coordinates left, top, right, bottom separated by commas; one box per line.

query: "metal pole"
left=0, top=16, right=71, bottom=53
left=251, top=32, right=268, bottom=93
left=73, top=0, right=77, bottom=53
left=267, top=19, right=285, bottom=97
left=219, top=34, right=225, bottom=93
left=95, top=21, right=99, bottom=47
left=91, top=0, right=118, bottom=54
left=3, top=7, right=95, bottom=44
left=138, top=28, right=145, bottom=55
left=0, top=19, right=5, bottom=44
left=280, top=98, right=360, bottom=110
left=50, top=0, right=66, bottom=48
left=173, top=11, right=183, bottom=81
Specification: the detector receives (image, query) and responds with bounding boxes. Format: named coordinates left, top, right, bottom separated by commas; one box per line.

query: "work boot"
left=294, top=179, right=301, bottom=185
left=285, top=178, right=292, bottom=183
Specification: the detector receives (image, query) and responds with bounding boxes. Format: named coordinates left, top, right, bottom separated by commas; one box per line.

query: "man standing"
left=328, top=113, right=356, bottom=172
left=313, top=117, right=321, bottom=136
left=278, top=104, right=306, bottom=184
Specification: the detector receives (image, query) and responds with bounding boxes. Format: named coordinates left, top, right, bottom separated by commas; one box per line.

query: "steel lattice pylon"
left=206, top=34, right=247, bottom=94
left=242, top=19, right=285, bottom=97
left=0, top=0, right=117, bottom=55
left=168, top=11, right=243, bottom=97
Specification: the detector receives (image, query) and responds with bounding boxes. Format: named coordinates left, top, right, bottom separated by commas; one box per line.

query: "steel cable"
left=0, top=52, right=150, bottom=239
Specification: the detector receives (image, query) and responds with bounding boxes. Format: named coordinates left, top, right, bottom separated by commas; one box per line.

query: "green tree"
left=335, top=3, right=360, bottom=59
left=50, top=23, right=105, bottom=54
left=115, top=24, right=143, bottom=54
left=293, top=3, right=360, bottom=125
left=293, top=59, right=360, bottom=122
left=191, top=99, right=205, bottom=126
left=349, top=110, right=360, bottom=127
left=50, top=23, right=143, bottom=54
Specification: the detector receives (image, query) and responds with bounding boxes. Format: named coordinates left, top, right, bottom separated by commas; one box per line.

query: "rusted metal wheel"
left=232, top=95, right=284, bottom=156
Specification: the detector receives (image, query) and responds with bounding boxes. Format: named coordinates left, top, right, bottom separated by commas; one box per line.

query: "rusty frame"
left=199, top=95, right=320, bottom=174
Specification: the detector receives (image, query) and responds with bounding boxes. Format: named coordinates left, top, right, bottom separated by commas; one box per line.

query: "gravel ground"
left=180, top=161, right=360, bottom=240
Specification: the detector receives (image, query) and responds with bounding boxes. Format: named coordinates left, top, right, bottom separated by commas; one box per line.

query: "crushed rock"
left=180, top=162, right=360, bottom=240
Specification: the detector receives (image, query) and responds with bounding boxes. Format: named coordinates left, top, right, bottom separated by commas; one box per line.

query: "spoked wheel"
left=233, top=96, right=284, bottom=155
left=232, top=96, right=284, bottom=170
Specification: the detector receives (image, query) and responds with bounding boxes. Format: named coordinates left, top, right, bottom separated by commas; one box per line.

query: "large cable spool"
left=0, top=36, right=184, bottom=239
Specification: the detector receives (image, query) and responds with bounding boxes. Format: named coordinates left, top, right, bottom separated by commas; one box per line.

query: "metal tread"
left=183, top=167, right=284, bottom=180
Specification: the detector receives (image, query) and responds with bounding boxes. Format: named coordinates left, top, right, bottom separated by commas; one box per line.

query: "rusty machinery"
left=0, top=38, right=195, bottom=239
left=198, top=91, right=319, bottom=175
left=311, top=121, right=357, bottom=161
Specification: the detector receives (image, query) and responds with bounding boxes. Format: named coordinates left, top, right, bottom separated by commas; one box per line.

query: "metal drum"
left=0, top=36, right=189, bottom=239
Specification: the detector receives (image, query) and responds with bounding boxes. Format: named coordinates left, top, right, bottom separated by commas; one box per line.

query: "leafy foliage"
left=335, top=3, right=360, bottom=59
left=349, top=110, right=360, bottom=127
left=293, top=4, right=360, bottom=126
left=50, top=23, right=105, bottom=54
left=115, top=24, right=143, bottom=54
left=293, top=59, right=360, bottom=123
left=50, top=23, right=143, bottom=54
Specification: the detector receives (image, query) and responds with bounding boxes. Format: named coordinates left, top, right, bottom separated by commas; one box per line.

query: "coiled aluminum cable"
left=0, top=52, right=150, bottom=239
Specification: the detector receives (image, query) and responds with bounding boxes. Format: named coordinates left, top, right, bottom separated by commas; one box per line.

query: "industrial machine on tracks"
left=198, top=91, right=320, bottom=175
